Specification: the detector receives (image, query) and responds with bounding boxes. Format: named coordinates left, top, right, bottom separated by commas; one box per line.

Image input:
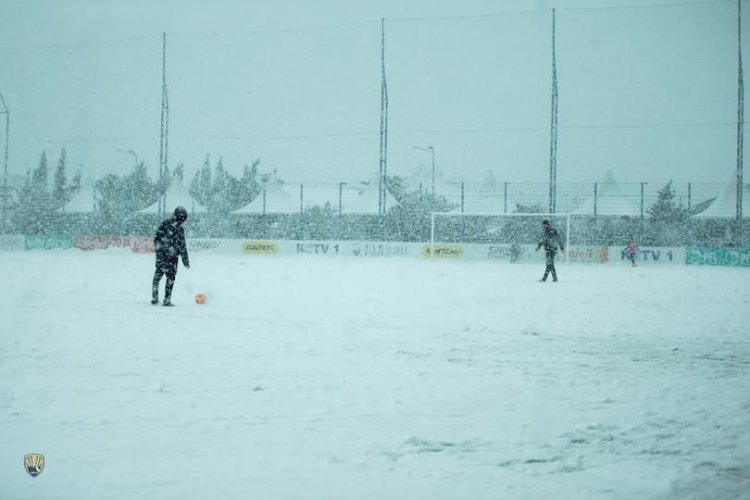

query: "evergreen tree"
left=189, top=155, right=213, bottom=207
left=51, top=148, right=81, bottom=208
left=648, top=180, right=686, bottom=224
left=21, top=149, right=81, bottom=211
left=96, top=161, right=161, bottom=218
left=384, top=175, right=456, bottom=241
left=31, top=151, right=48, bottom=195
left=243, top=160, right=261, bottom=184
left=14, top=149, right=82, bottom=232
left=212, top=157, right=229, bottom=211
left=53, top=148, right=67, bottom=202
left=50, top=148, right=81, bottom=208
left=646, top=180, right=687, bottom=245
left=189, top=155, right=262, bottom=213
left=174, top=162, right=184, bottom=182
left=20, top=151, right=52, bottom=212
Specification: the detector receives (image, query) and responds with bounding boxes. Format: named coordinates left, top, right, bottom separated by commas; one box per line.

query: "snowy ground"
left=1, top=251, right=749, bottom=499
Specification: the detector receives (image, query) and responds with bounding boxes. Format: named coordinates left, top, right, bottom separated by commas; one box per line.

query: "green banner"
left=686, top=247, right=750, bottom=267
left=24, top=236, right=73, bottom=250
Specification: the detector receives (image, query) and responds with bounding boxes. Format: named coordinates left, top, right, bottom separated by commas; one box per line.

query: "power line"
left=0, top=34, right=158, bottom=51
left=389, top=0, right=734, bottom=24
left=560, top=0, right=734, bottom=12
left=169, top=19, right=378, bottom=39
left=0, top=0, right=739, bottom=51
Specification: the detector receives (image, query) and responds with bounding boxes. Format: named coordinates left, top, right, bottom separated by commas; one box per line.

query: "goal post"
left=429, top=211, right=571, bottom=262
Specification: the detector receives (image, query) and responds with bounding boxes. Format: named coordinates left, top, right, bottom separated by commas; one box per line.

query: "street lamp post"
left=116, top=148, right=139, bottom=168
left=338, top=182, right=347, bottom=216
left=640, top=182, right=647, bottom=240
left=413, top=145, right=435, bottom=196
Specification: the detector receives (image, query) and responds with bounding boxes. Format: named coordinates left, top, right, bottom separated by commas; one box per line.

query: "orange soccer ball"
left=195, top=293, right=207, bottom=305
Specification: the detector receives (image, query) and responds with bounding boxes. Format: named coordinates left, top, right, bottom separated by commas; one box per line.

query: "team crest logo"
left=24, top=453, right=45, bottom=478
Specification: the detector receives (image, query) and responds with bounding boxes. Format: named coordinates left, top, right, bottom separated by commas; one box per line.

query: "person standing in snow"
left=535, top=219, right=565, bottom=282
left=626, top=238, right=638, bottom=267
left=510, top=243, right=521, bottom=263
left=151, top=206, right=190, bottom=306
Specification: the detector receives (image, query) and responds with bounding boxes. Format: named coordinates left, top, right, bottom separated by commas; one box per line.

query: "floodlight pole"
left=378, top=18, right=389, bottom=216
left=158, top=33, right=170, bottom=216
left=413, top=145, right=435, bottom=196
left=548, top=8, right=559, bottom=214
left=430, top=212, right=436, bottom=258
left=736, top=0, right=744, bottom=247
left=640, top=182, right=647, bottom=240
left=339, top=182, right=346, bottom=216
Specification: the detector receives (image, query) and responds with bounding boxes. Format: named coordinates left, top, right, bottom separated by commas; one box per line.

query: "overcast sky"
left=0, top=0, right=747, bottom=189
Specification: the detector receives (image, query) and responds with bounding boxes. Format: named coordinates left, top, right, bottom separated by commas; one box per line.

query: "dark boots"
left=152, top=270, right=161, bottom=305
left=163, top=277, right=174, bottom=306
left=152, top=270, right=175, bottom=305
left=541, top=264, right=558, bottom=282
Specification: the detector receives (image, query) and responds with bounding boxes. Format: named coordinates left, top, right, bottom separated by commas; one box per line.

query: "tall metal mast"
left=159, top=33, right=170, bottom=215
left=548, top=9, right=559, bottom=214
left=736, top=0, right=745, bottom=246
left=378, top=19, right=389, bottom=215
left=0, top=93, right=9, bottom=233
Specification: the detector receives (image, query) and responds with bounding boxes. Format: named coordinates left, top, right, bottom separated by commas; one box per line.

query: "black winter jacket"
left=154, top=218, right=189, bottom=266
left=537, top=227, right=565, bottom=253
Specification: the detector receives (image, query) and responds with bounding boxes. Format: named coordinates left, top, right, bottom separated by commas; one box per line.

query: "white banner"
left=608, top=246, right=685, bottom=265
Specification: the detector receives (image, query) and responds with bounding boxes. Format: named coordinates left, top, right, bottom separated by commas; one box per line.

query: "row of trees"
left=13, top=149, right=81, bottom=232
left=7, top=149, right=698, bottom=243
left=10, top=151, right=266, bottom=229
left=189, top=156, right=263, bottom=212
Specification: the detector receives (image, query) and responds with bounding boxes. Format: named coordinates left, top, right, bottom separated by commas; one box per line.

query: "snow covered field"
left=1, top=251, right=749, bottom=499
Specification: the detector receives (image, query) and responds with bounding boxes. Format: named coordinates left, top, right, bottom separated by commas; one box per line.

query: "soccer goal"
left=429, top=211, right=571, bottom=262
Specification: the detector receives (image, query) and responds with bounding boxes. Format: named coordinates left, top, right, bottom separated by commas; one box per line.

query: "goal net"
left=429, top=212, right=571, bottom=262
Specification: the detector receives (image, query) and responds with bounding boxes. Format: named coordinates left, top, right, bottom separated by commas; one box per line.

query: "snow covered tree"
left=31, top=151, right=48, bottom=200
left=648, top=181, right=686, bottom=224
left=189, top=155, right=213, bottom=208
left=173, top=162, right=184, bottom=182
left=53, top=148, right=81, bottom=205
left=646, top=180, right=687, bottom=245
left=385, top=175, right=456, bottom=241
left=242, top=160, right=261, bottom=185
left=96, top=161, right=162, bottom=220
left=212, top=157, right=228, bottom=202
left=189, top=155, right=262, bottom=213
left=20, top=149, right=81, bottom=211
left=53, top=149, right=67, bottom=201
left=14, top=149, right=82, bottom=232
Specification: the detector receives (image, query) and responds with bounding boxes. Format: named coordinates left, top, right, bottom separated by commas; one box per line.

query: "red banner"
left=73, top=236, right=154, bottom=253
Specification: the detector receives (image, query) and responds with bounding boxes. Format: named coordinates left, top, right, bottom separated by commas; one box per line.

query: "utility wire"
left=0, top=0, right=739, bottom=51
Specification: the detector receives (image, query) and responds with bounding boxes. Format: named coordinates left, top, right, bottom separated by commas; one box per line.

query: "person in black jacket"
left=151, top=206, right=190, bottom=306
left=535, top=219, right=565, bottom=282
